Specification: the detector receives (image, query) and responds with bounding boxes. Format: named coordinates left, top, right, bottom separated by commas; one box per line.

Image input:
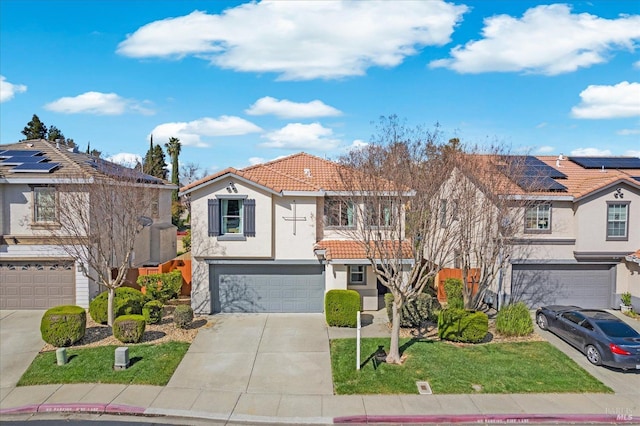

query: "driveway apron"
left=166, top=313, right=333, bottom=396
left=0, top=310, right=44, bottom=390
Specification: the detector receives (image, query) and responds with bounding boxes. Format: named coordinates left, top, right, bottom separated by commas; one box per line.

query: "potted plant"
left=620, top=292, right=632, bottom=313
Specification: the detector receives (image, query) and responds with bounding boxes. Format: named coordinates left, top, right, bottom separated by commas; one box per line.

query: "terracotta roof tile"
left=315, top=239, right=413, bottom=261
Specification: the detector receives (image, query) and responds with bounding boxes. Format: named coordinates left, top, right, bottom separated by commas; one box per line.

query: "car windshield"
left=596, top=321, right=639, bottom=338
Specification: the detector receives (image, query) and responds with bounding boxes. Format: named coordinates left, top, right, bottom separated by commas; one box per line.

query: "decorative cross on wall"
left=282, top=200, right=307, bottom=235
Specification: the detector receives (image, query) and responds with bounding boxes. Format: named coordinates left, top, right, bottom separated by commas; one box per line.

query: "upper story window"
left=33, top=186, right=56, bottom=224
left=365, top=199, right=393, bottom=227
left=607, top=202, right=629, bottom=241
left=525, top=203, right=551, bottom=233
left=325, top=198, right=355, bottom=228
left=349, top=265, right=366, bottom=285
left=208, top=196, right=256, bottom=239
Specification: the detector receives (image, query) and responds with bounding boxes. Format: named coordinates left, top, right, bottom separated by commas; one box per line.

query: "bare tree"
left=335, top=116, right=459, bottom=364
left=49, top=160, right=160, bottom=326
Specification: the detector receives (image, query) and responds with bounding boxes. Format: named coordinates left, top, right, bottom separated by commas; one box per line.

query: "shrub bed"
left=113, top=315, right=146, bottom=343
left=385, top=293, right=440, bottom=327
left=174, top=305, right=193, bottom=329
left=40, top=305, right=86, bottom=347
left=438, top=308, right=488, bottom=343
left=89, top=287, right=146, bottom=324
left=142, top=300, right=164, bottom=324
left=495, top=302, right=534, bottom=336
left=325, top=289, right=361, bottom=327
left=443, top=278, right=464, bottom=309
left=137, top=270, right=183, bottom=303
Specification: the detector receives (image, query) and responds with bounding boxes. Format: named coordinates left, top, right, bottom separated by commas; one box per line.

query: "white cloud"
left=571, top=82, right=640, bottom=119
left=430, top=4, right=640, bottom=75
left=634, top=60, right=640, bottom=69
left=150, top=116, right=262, bottom=148
left=248, top=157, right=265, bottom=165
left=535, top=122, right=548, bottom=129
left=45, top=92, right=154, bottom=115
left=106, top=152, right=142, bottom=167
left=348, top=139, right=369, bottom=151
left=260, top=122, right=340, bottom=150
left=536, top=145, right=554, bottom=154
left=617, top=128, right=640, bottom=135
left=570, top=147, right=613, bottom=156
left=117, top=2, right=467, bottom=80
left=246, top=96, right=342, bottom=118
left=625, top=150, right=640, bottom=157
left=0, top=76, right=27, bottom=102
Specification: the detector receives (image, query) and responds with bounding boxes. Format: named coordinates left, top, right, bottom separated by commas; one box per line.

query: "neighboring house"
left=0, top=139, right=177, bottom=309
left=181, top=153, right=412, bottom=314
left=442, top=155, right=640, bottom=310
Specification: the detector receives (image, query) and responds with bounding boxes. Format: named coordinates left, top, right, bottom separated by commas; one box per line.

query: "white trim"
left=331, top=258, right=415, bottom=265
left=180, top=173, right=281, bottom=197
left=281, top=190, right=325, bottom=196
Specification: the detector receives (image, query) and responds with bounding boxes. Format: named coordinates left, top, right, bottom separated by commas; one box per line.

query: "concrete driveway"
left=0, top=311, right=44, bottom=393
left=166, top=313, right=334, bottom=395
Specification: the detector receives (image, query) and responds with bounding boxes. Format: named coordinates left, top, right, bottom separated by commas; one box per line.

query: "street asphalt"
left=0, top=308, right=639, bottom=425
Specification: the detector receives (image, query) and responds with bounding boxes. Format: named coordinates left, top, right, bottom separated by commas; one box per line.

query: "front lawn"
left=331, top=338, right=611, bottom=394
left=17, top=341, right=189, bottom=386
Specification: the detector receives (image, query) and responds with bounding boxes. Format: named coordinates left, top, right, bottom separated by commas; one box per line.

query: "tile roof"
left=626, top=249, right=640, bottom=265
left=315, top=239, right=413, bottom=261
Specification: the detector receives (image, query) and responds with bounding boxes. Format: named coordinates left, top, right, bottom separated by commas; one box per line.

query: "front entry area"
left=209, top=264, right=325, bottom=313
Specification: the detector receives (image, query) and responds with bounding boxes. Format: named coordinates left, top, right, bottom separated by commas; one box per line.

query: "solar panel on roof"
left=0, top=156, right=46, bottom=166
left=12, top=162, right=60, bottom=173
left=500, top=156, right=568, bottom=192
left=515, top=175, right=567, bottom=192
left=0, top=150, right=43, bottom=159
left=569, top=157, right=640, bottom=169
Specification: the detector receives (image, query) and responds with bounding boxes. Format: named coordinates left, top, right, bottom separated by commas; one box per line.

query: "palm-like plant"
left=165, top=137, right=181, bottom=201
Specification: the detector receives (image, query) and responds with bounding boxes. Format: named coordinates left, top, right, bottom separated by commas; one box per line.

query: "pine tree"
left=21, top=114, right=48, bottom=140
left=142, top=137, right=168, bottom=179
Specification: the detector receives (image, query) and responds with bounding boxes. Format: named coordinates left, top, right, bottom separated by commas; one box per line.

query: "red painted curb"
left=1, top=403, right=145, bottom=416
left=0, top=404, right=40, bottom=415
left=335, top=413, right=637, bottom=424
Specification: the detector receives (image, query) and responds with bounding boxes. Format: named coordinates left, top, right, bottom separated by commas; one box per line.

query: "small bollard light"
left=56, top=348, right=67, bottom=366
left=114, top=347, right=129, bottom=370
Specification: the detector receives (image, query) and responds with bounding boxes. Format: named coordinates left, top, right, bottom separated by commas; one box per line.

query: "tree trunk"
left=387, top=297, right=403, bottom=364
left=107, top=287, right=115, bottom=327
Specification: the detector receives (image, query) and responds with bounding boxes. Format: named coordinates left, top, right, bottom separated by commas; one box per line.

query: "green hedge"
left=174, top=305, right=193, bottom=329
left=137, top=270, right=183, bottom=303
left=443, top=278, right=464, bottom=309
left=325, top=289, right=361, bottom=327
left=89, top=287, right=146, bottom=324
left=495, top=302, right=533, bottom=336
left=142, top=300, right=164, bottom=324
left=113, top=315, right=146, bottom=343
left=438, top=308, right=488, bottom=343
left=40, top=305, right=86, bottom=347
left=385, top=293, right=440, bottom=327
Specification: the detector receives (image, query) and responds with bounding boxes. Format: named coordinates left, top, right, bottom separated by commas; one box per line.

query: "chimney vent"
left=304, top=168, right=312, bottom=178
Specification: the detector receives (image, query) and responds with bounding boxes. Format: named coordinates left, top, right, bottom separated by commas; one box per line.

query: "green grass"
left=331, top=338, right=612, bottom=394
left=17, top=342, right=189, bottom=386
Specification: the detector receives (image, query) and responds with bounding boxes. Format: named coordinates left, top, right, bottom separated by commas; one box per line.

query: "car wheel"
left=586, top=345, right=602, bottom=366
left=536, top=313, right=548, bottom=330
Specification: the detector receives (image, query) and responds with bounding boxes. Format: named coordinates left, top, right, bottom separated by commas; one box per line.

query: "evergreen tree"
left=165, top=137, right=181, bottom=201
left=47, top=125, right=65, bottom=143
left=142, top=137, right=168, bottom=179
left=21, top=114, right=48, bottom=140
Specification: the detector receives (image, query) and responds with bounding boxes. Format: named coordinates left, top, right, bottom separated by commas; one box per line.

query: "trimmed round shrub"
left=40, top=305, right=86, bottom=347
left=325, top=289, right=361, bottom=327
left=495, top=302, right=534, bottom=337
left=143, top=300, right=164, bottom=324
left=137, top=270, right=183, bottom=303
left=174, top=305, right=194, bottom=329
left=438, top=308, right=488, bottom=343
left=89, top=287, right=146, bottom=324
left=443, top=278, right=464, bottom=309
left=113, top=314, right=146, bottom=343
left=385, top=293, right=440, bottom=327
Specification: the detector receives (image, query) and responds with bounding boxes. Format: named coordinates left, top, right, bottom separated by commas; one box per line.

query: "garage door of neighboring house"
left=511, top=264, right=614, bottom=309
left=210, top=264, right=325, bottom=313
left=0, top=261, right=75, bottom=309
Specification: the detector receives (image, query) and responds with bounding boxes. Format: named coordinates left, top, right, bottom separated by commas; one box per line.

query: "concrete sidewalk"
left=1, top=309, right=639, bottom=425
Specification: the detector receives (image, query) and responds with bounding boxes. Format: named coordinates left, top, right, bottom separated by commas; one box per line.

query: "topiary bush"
left=325, top=289, right=361, bottom=327
left=137, top=270, right=183, bottom=303
left=495, top=302, right=534, bottom=336
left=443, top=278, right=464, bottom=309
left=385, top=293, right=440, bottom=327
left=142, top=300, right=164, bottom=324
left=174, top=304, right=193, bottom=329
left=89, top=287, right=146, bottom=324
left=40, top=305, right=86, bottom=347
left=438, top=308, right=488, bottom=343
left=113, top=314, right=146, bottom=343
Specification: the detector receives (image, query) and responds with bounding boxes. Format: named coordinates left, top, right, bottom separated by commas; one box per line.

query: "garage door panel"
left=212, top=265, right=324, bottom=313
left=512, top=264, right=612, bottom=309
left=0, top=261, right=75, bottom=310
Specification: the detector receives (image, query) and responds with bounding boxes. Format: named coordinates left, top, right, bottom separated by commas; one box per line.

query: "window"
left=33, top=186, right=56, bottom=223
left=349, top=265, right=366, bottom=285
left=222, top=199, right=243, bottom=234
left=439, top=200, right=447, bottom=227
left=525, top=203, right=551, bottom=232
left=325, top=198, right=355, bottom=227
left=607, top=202, right=629, bottom=240
left=365, top=199, right=393, bottom=227
left=208, top=197, right=255, bottom=238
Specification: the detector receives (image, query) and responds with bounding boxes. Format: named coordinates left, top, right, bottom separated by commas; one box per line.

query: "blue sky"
left=1, top=1, right=639, bottom=177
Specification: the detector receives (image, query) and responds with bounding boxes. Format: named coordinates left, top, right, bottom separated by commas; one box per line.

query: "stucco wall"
left=274, top=196, right=317, bottom=260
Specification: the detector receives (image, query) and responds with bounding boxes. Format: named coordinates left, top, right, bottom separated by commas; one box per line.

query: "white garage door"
left=210, top=264, right=325, bottom=313
left=511, top=264, right=614, bottom=309
left=0, top=261, right=75, bottom=309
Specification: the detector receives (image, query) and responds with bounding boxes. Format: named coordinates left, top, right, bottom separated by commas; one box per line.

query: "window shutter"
left=208, top=199, right=220, bottom=236
left=244, top=199, right=256, bottom=237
